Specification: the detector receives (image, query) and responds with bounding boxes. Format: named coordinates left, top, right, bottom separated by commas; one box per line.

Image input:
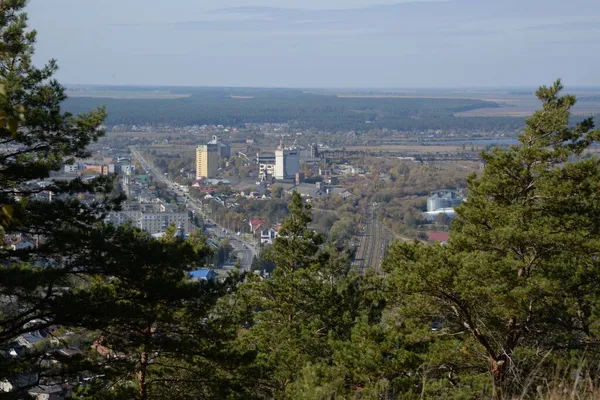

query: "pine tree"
left=234, top=192, right=382, bottom=397
left=384, top=80, right=600, bottom=398
left=0, top=4, right=244, bottom=399
left=0, top=0, right=113, bottom=384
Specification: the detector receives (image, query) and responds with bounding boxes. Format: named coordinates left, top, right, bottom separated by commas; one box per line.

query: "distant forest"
left=63, top=86, right=527, bottom=132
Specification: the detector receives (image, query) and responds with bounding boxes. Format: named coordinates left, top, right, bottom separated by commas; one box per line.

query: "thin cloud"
left=524, top=20, right=600, bottom=31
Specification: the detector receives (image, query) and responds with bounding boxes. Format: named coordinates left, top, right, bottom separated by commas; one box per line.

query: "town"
left=3, top=0, right=600, bottom=399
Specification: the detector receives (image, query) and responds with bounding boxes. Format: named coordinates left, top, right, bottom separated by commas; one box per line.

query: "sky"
left=27, top=0, right=600, bottom=88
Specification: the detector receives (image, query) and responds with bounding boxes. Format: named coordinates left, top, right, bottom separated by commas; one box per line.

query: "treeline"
left=61, top=88, right=528, bottom=132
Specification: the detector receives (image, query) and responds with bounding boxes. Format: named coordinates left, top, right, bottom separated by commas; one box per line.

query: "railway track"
left=353, top=206, right=398, bottom=274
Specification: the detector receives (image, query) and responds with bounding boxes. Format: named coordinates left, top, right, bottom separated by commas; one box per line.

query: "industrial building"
left=427, top=190, right=464, bottom=212
left=274, top=140, right=300, bottom=180
left=195, top=135, right=231, bottom=179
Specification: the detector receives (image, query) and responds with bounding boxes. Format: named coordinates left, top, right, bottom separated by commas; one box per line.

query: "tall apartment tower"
left=196, top=143, right=219, bottom=179
left=195, top=135, right=231, bottom=180
left=275, top=139, right=300, bottom=180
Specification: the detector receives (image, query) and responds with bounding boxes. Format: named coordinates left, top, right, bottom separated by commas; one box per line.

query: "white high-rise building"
left=275, top=140, right=300, bottom=180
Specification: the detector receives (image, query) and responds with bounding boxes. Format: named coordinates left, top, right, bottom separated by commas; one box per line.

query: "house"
left=1, top=374, right=38, bottom=394
left=92, top=340, right=113, bottom=358
left=28, top=384, right=72, bottom=400
left=55, top=348, right=81, bottom=358
left=339, top=190, right=354, bottom=199
left=190, top=269, right=218, bottom=281
left=428, top=232, right=449, bottom=244
left=260, top=228, right=279, bottom=244
left=249, top=219, right=266, bottom=234
left=16, top=329, right=50, bottom=349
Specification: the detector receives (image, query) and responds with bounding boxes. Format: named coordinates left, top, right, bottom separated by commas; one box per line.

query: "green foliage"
left=0, top=1, right=115, bottom=386
left=0, top=4, right=247, bottom=399
left=384, top=80, right=600, bottom=398
left=232, top=192, right=388, bottom=397
left=329, top=215, right=358, bottom=243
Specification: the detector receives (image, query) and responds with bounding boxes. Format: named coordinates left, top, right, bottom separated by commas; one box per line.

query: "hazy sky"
left=27, top=0, right=600, bottom=88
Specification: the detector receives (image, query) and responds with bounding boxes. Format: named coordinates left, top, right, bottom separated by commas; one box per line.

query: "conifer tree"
left=384, top=80, right=600, bottom=398
left=235, top=192, right=381, bottom=397
left=0, top=4, right=243, bottom=399
left=0, top=0, right=113, bottom=381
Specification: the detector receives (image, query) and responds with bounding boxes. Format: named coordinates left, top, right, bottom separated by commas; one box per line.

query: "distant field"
left=332, top=88, right=600, bottom=118
left=67, top=90, right=191, bottom=99
left=456, top=104, right=600, bottom=117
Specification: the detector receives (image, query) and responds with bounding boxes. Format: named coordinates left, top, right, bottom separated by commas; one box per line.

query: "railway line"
left=353, top=207, right=408, bottom=273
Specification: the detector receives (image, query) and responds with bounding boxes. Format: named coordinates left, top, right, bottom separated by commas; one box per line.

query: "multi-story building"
left=196, top=143, right=219, bottom=179
left=195, top=135, right=230, bottom=179
left=83, top=163, right=115, bottom=176
left=106, top=203, right=191, bottom=234
left=275, top=140, right=300, bottom=180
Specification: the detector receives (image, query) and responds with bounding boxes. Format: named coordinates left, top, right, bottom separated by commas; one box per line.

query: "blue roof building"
left=189, top=269, right=218, bottom=281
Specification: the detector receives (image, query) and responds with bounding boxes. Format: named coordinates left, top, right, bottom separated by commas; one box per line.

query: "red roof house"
left=249, top=219, right=266, bottom=234
left=428, top=232, right=449, bottom=243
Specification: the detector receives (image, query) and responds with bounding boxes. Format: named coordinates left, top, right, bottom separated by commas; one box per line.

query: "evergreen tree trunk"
left=137, top=350, right=149, bottom=400
left=490, top=356, right=507, bottom=400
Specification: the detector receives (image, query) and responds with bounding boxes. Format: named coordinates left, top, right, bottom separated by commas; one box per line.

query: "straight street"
left=129, top=146, right=257, bottom=270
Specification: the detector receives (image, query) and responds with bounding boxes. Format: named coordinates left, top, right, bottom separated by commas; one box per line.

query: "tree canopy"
left=384, top=80, right=600, bottom=398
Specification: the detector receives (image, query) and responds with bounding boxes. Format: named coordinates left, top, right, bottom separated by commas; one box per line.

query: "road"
left=129, top=146, right=257, bottom=270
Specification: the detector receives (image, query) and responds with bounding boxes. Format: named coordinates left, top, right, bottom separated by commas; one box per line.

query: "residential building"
left=189, top=269, right=218, bottom=281
left=249, top=219, right=266, bottom=234
left=196, top=143, right=219, bottom=179
left=27, top=384, right=72, bottom=400
left=428, top=232, right=450, bottom=244
left=260, top=227, right=279, bottom=244
left=83, top=163, right=115, bottom=176
left=195, top=135, right=232, bottom=179
left=105, top=203, right=191, bottom=234
left=1, top=374, right=38, bottom=394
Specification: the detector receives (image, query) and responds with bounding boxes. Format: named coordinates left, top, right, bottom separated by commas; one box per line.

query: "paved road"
left=129, top=146, right=257, bottom=270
